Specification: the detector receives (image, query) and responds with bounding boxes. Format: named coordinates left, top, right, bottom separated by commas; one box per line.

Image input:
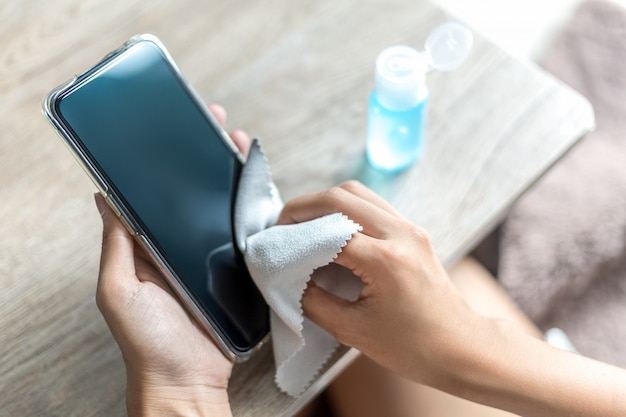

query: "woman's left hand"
left=94, top=104, right=249, bottom=417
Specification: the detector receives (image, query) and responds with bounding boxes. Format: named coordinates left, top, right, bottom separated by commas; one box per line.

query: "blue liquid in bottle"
left=365, top=23, right=472, bottom=173
left=365, top=45, right=429, bottom=173
left=366, top=91, right=427, bottom=172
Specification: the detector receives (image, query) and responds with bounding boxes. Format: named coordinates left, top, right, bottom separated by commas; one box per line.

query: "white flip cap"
left=424, top=21, right=473, bottom=72
left=374, top=22, right=472, bottom=111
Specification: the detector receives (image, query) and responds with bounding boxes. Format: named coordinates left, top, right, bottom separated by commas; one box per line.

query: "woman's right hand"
left=277, top=180, right=487, bottom=389
left=280, top=181, right=626, bottom=417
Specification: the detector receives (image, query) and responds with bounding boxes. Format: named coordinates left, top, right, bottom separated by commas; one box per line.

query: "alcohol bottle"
left=366, top=22, right=473, bottom=172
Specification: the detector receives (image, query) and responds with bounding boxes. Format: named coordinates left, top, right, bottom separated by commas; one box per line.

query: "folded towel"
left=499, top=0, right=626, bottom=367
left=233, top=139, right=363, bottom=396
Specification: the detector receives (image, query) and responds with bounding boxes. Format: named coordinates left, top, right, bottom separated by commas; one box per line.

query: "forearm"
left=437, top=316, right=626, bottom=417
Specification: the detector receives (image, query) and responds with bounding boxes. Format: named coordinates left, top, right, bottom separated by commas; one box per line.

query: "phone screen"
left=55, top=41, right=268, bottom=353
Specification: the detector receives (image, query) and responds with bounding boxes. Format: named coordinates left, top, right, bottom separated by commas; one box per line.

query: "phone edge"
left=41, top=33, right=269, bottom=362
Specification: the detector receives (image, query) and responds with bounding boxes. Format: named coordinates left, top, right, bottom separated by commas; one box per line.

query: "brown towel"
left=499, top=0, right=626, bottom=367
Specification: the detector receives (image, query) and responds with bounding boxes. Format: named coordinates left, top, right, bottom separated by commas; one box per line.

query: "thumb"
left=301, top=283, right=356, bottom=344
left=94, top=193, right=136, bottom=295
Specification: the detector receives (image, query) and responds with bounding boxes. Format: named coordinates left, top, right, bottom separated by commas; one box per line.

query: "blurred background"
left=1, top=0, right=624, bottom=416
left=435, top=0, right=611, bottom=60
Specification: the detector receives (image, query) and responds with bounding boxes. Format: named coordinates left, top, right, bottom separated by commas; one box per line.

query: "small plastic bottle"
left=366, top=22, right=473, bottom=172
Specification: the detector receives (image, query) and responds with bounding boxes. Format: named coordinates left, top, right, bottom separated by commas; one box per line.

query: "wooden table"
left=0, top=0, right=593, bottom=416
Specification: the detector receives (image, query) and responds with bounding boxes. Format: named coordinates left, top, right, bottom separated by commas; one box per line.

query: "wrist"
left=431, top=315, right=581, bottom=416
left=433, top=316, right=519, bottom=402
left=126, top=371, right=233, bottom=417
left=418, top=306, right=511, bottom=400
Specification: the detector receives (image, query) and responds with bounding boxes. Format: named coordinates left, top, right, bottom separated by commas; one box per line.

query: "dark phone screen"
left=57, top=41, right=268, bottom=352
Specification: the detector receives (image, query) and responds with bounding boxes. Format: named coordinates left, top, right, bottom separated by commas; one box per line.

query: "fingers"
left=208, top=103, right=251, bottom=158
left=277, top=181, right=397, bottom=239
left=208, top=104, right=227, bottom=126
left=333, top=233, right=383, bottom=283
left=230, top=129, right=251, bottom=158
left=301, top=282, right=356, bottom=343
left=338, top=180, right=402, bottom=218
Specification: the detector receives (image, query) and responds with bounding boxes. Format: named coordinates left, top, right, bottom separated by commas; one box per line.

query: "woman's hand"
left=278, top=181, right=487, bottom=389
left=95, top=104, right=250, bottom=417
left=280, top=181, right=626, bottom=417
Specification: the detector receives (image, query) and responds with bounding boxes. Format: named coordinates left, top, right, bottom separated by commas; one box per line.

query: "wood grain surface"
left=0, top=0, right=593, bottom=416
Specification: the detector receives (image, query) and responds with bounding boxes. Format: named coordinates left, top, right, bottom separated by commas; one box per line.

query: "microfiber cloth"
left=233, top=139, right=363, bottom=396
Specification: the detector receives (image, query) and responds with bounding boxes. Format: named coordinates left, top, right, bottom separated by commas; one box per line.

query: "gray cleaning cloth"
left=233, top=139, right=363, bottom=396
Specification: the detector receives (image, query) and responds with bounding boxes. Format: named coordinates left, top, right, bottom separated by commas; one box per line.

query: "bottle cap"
left=424, top=22, right=473, bottom=72
left=375, top=46, right=427, bottom=111
left=374, top=22, right=472, bottom=110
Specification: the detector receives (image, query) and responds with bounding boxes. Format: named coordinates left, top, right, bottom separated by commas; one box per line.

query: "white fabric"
left=233, top=140, right=362, bottom=396
left=545, top=328, right=577, bottom=353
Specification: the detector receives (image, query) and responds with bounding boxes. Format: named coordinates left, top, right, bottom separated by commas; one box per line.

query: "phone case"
left=42, top=34, right=267, bottom=362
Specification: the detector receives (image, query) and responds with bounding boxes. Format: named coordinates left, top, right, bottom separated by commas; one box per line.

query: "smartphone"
left=43, top=34, right=270, bottom=361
